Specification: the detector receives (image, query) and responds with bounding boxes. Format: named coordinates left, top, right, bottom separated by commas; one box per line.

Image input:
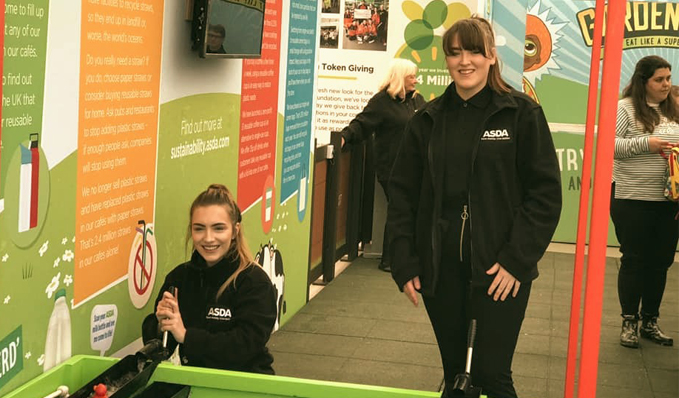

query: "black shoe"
left=377, top=262, right=391, bottom=272
left=640, top=317, right=674, bottom=346
left=620, top=315, right=639, bottom=348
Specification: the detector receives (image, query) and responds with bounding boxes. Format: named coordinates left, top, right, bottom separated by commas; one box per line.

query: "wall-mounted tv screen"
left=192, top=0, right=266, bottom=58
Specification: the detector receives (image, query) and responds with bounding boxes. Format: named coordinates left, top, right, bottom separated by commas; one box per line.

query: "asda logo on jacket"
left=481, top=129, right=511, bottom=141
left=206, top=306, right=232, bottom=321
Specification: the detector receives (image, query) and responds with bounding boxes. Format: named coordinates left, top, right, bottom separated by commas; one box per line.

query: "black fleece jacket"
left=341, top=88, right=426, bottom=182
left=387, top=83, right=562, bottom=295
left=142, top=251, right=277, bottom=374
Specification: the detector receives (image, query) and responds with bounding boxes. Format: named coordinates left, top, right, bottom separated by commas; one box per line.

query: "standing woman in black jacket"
left=341, top=58, right=426, bottom=272
left=142, top=184, right=277, bottom=374
left=386, top=16, right=561, bottom=398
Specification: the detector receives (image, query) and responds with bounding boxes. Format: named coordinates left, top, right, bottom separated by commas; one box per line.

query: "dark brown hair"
left=622, top=55, right=678, bottom=133
left=208, top=24, right=226, bottom=38
left=442, top=15, right=511, bottom=95
left=188, top=184, right=254, bottom=297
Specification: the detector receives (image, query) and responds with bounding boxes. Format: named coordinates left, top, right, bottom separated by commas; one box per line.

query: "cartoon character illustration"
left=522, top=1, right=566, bottom=103
left=255, top=242, right=285, bottom=331
left=524, top=14, right=551, bottom=73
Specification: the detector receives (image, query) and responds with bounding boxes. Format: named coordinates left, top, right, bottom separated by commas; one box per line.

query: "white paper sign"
left=90, top=304, right=117, bottom=356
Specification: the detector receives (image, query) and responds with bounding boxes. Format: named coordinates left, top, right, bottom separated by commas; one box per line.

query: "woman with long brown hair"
left=142, top=184, right=277, bottom=374
left=612, top=55, right=679, bottom=349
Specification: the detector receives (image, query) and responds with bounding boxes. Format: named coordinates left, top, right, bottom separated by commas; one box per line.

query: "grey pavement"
left=269, top=252, right=679, bottom=398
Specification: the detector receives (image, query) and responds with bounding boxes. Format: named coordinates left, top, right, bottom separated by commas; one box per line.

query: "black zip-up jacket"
left=341, top=88, right=426, bottom=182
left=142, top=251, right=277, bottom=374
left=387, top=83, right=562, bottom=295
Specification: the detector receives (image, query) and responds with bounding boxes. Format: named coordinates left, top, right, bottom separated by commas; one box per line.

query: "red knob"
left=93, top=383, right=108, bottom=397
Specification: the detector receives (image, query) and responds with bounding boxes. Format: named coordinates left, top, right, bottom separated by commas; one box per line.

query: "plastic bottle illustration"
left=265, top=188, right=273, bottom=222
left=30, top=134, right=40, bottom=227
left=43, top=289, right=72, bottom=371
left=18, top=145, right=32, bottom=232
left=18, top=134, right=40, bottom=233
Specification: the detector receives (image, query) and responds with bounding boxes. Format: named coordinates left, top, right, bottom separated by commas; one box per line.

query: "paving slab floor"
left=268, top=251, right=679, bottom=398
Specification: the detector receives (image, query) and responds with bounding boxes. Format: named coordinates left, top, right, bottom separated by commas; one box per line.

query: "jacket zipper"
left=460, top=205, right=468, bottom=262
left=423, top=90, right=515, bottom=286
left=467, top=195, right=474, bottom=278
left=467, top=107, right=502, bottom=280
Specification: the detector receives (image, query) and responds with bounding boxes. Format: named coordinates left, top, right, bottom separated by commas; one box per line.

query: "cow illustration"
left=255, top=242, right=285, bottom=331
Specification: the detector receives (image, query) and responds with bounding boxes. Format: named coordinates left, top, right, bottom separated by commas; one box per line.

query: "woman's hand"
left=403, top=276, right=421, bottom=307
left=156, top=291, right=187, bottom=343
left=486, top=263, right=520, bottom=301
left=649, top=136, right=672, bottom=153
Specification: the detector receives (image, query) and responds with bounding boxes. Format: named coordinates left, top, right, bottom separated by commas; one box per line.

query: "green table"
left=4, top=355, right=450, bottom=398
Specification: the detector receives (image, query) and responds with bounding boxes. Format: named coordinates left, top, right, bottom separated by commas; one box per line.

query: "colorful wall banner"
left=577, top=2, right=679, bottom=51
left=237, top=0, right=282, bottom=219
left=0, top=326, right=23, bottom=390
left=0, top=0, right=321, bottom=392
left=74, top=0, right=164, bottom=305
left=515, top=0, right=679, bottom=243
left=0, top=0, right=49, bottom=247
left=282, top=0, right=316, bottom=220
left=314, top=0, right=481, bottom=145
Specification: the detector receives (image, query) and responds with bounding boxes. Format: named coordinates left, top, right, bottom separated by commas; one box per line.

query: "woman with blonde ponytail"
left=142, top=184, right=277, bottom=374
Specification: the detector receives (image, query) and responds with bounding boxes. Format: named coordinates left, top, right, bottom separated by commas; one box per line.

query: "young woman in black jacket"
left=341, top=58, right=426, bottom=272
left=142, top=184, right=277, bottom=374
left=387, top=17, right=561, bottom=398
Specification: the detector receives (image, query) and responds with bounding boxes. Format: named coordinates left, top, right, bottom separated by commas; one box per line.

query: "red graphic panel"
left=237, top=0, right=281, bottom=210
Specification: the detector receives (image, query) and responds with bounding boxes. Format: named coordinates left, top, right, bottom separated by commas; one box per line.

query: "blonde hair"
left=379, top=58, right=419, bottom=101
left=442, top=15, right=511, bottom=95
left=187, top=184, right=255, bottom=298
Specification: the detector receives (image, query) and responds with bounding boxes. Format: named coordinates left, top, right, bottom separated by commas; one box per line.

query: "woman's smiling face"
left=191, top=205, right=238, bottom=266
left=446, top=35, right=496, bottom=100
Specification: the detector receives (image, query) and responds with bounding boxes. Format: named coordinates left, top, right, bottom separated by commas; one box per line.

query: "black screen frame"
left=192, top=0, right=267, bottom=59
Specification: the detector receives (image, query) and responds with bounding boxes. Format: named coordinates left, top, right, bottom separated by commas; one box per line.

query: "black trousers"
left=610, top=190, right=678, bottom=318
left=377, top=178, right=390, bottom=266
left=423, top=253, right=531, bottom=398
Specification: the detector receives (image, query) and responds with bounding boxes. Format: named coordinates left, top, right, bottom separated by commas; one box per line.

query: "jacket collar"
left=393, top=89, right=417, bottom=102
left=190, top=250, right=240, bottom=285
left=450, top=84, right=492, bottom=108
left=427, top=82, right=518, bottom=118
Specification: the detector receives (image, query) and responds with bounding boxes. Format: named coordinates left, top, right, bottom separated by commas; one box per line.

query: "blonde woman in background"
left=341, top=58, right=426, bottom=272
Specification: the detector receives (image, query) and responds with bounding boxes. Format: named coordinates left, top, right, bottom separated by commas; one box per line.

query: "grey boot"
left=640, top=317, right=674, bottom=346
left=620, top=315, right=639, bottom=348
